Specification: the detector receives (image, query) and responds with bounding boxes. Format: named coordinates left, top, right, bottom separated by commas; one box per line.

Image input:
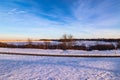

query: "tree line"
left=0, top=34, right=120, bottom=51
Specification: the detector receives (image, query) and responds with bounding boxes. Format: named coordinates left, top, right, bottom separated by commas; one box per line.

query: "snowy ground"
left=0, top=54, right=120, bottom=80
left=0, top=47, right=120, bottom=80
left=0, top=48, right=120, bottom=55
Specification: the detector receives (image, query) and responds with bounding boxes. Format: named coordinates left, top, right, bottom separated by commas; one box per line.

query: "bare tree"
left=27, top=38, right=32, bottom=45
left=27, top=38, right=33, bottom=48
left=44, top=41, right=50, bottom=49
left=68, top=34, right=74, bottom=49
left=61, top=34, right=74, bottom=50
left=112, top=42, right=117, bottom=54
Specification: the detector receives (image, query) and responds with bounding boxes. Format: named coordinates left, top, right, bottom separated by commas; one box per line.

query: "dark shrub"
left=0, top=42, right=8, bottom=47
left=90, top=44, right=115, bottom=50
left=72, top=45, right=87, bottom=50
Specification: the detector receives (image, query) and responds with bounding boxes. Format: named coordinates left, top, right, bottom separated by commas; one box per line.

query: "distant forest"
left=42, top=38, right=120, bottom=42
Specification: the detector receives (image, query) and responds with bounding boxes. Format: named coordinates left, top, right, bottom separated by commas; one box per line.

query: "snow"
left=6, top=41, right=117, bottom=47
left=0, top=54, right=120, bottom=80
left=74, top=41, right=115, bottom=46
left=0, top=48, right=120, bottom=55
left=0, top=47, right=120, bottom=80
left=6, top=41, right=60, bottom=45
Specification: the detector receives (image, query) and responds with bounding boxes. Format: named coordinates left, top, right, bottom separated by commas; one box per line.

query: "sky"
left=0, top=0, right=120, bottom=40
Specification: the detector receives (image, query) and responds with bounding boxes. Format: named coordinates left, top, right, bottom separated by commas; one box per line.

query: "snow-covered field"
left=0, top=54, right=120, bottom=80
left=0, top=48, right=120, bottom=80
left=6, top=41, right=60, bottom=45
left=0, top=48, right=120, bottom=55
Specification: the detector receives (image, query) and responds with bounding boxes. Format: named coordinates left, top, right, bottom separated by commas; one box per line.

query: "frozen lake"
left=0, top=54, right=120, bottom=80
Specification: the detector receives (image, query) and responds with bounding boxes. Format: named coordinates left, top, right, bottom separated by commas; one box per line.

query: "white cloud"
left=7, top=8, right=17, bottom=14
left=71, top=0, right=120, bottom=28
left=0, top=0, right=120, bottom=39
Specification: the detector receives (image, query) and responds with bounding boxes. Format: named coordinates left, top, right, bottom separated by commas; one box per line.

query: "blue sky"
left=0, top=0, right=120, bottom=40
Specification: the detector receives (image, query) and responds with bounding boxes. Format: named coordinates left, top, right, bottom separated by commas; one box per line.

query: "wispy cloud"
left=0, top=6, right=72, bottom=39
left=64, top=0, right=120, bottom=37
left=0, top=0, right=120, bottom=39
